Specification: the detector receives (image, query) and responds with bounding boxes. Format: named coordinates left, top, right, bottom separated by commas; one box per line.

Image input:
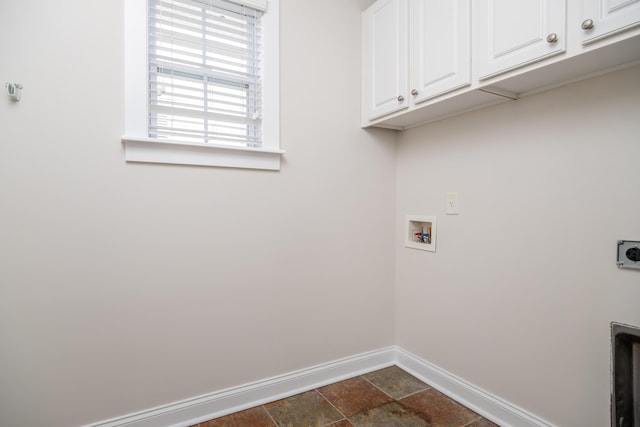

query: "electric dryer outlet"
left=617, top=240, right=640, bottom=270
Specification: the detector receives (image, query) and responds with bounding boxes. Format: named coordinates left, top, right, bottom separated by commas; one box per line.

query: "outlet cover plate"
left=446, top=192, right=459, bottom=215
left=617, top=240, right=640, bottom=270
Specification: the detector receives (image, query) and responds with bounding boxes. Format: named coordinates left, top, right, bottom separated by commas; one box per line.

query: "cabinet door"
left=410, top=0, right=471, bottom=104
left=476, top=0, right=566, bottom=80
left=581, top=0, right=640, bottom=43
left=364, top=0, right=409, bottom=120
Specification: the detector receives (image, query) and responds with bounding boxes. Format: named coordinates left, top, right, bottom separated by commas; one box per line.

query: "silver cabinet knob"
left=411, top=89, right=419, bottom=96
left=546, top=33, right=558, bottom=43
left=397, top=95, right=405, bottom=102
left=582, top=19, right=594, bottom=30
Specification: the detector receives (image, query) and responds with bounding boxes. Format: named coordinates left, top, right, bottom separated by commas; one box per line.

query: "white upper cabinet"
left=363, top=0, right=471, bottom=121
left=476, top=0, right=567, bottom=80
left=363, top=0, right=409, bottom=120
left=362, top=0, right=640, bottom=129
left=580, top=0, right=640, bottom=43
left=410, top=0, right=471, bottom=104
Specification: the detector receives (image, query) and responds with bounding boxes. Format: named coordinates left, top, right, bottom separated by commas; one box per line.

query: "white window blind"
left=234, top=0, right=267, bottom=11
left=148, top=0, right=264, bottom=147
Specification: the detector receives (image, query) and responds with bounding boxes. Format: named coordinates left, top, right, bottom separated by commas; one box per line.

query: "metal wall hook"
left=5, top=82, right=23, bottom=102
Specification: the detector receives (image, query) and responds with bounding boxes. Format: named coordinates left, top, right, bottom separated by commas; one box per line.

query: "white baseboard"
left=394, top=347, right=557, bottom=427
left=84, top=346, right=555, bottom=427
left=83, top=347, right=396, bottom=427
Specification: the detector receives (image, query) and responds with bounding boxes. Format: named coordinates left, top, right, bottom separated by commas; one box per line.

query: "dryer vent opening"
left=612, top=323, right=640, bottom=427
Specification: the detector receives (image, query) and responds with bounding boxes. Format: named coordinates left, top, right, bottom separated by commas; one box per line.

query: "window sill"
left=122, top=137, right=285, bottom=170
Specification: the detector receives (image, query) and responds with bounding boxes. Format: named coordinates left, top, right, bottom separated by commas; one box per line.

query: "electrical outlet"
left=617, top=240, right=640, bottom=270
left=446, top=192, right=459, bottom=215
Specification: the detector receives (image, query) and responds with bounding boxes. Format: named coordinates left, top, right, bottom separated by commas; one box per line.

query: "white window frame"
left=123, top=0, right=283, bottom=170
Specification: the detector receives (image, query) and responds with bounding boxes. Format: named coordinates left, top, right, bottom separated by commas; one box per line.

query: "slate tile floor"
left=190, top=366, right=500, bottom=427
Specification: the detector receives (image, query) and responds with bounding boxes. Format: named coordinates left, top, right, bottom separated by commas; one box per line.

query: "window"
left=123, top=0, right=282, bottom=170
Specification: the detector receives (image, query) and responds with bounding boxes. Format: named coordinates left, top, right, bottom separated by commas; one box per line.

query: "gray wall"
left=0, top=1, right=397, bottom=426
left=396, top=65, right=640, bottom=427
